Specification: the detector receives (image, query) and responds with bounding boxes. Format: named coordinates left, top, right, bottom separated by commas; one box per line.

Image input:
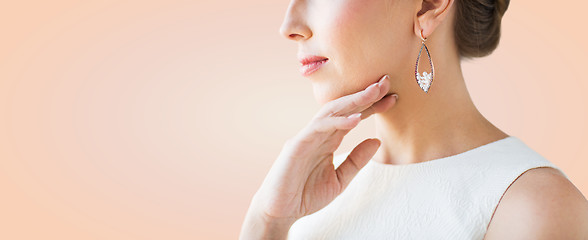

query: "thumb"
left=335, top=138, right=381, bottom=192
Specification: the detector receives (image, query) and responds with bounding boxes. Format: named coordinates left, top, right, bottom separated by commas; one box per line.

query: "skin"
left=239, top=0, right=588, bottom=239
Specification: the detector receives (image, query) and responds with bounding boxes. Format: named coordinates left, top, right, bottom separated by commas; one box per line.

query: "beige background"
left=1, top=0, right=586, bottom=239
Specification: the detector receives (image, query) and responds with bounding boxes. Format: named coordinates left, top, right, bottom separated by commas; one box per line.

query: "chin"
left=314, top=95, right=332, bottom=106
left=312, top=84, right=347, bottom=106
left=312, top=90, right=330, bottom=105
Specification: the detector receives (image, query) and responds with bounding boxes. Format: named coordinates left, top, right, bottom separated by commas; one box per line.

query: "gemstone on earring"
left=415, top=41, right=434, bottom=93
left=416, top=71, right=432, bottom=92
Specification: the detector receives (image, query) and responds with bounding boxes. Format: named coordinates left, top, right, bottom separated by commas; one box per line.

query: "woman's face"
left=280, top=0, right=417, bottom=105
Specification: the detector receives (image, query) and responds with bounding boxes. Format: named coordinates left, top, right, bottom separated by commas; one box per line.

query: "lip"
left=299, top=56, right=329, bottom=77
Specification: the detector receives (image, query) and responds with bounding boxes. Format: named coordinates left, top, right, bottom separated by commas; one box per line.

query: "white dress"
left=287, top=136, right=568, bottom=239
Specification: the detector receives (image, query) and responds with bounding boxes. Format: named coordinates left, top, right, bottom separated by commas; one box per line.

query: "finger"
left=295, top=113, right=362, bottom=145
left=335, top=138, right=381, bottom=192
left=327, top=94, right=396, bottom=148
left=358, top=93, right=398, bottom=120
left=311, top=113, right=362, bottom=134
left=327, top=93, right=397, bottom=152
left=318, top=75, right=390, bottom=118
left=332, top=75, right=390, bottom=116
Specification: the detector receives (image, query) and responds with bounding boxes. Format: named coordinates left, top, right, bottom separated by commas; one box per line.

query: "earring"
left=414, top=30, right=434, bottom=93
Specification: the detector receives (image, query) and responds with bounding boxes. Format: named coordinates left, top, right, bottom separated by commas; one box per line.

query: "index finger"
left=317, top=75, right=390, bottom=118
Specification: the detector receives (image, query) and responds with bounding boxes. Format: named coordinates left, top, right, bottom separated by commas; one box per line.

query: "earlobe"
left=414, top=11, right=433, bottom=40
left=413, top=2, right=434, bottom=39
left=414, top=0, right=454, bottom=39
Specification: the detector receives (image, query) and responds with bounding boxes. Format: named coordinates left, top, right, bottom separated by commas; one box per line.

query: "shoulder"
left=484, top=167, right=588, bottom=239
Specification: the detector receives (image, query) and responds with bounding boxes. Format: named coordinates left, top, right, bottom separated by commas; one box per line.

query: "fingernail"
left=347, top=113, right=362, bottom=119
left=378, top=75, right=389, bottom=87
left=367, top=82, right=378, bottom=90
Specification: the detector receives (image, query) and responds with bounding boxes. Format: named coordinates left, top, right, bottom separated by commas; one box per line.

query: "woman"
left=240, top=0, right=588, bottom=239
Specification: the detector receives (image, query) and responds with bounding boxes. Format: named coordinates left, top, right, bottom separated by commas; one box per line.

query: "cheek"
left=319, top=0, right=391, bottom=99
left=326, top=0, right=374, bottom=62
left=313, top=0, right=409, bottom=105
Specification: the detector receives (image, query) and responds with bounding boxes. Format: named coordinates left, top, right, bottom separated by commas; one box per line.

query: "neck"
left=373, top=48, right=508, bottom=165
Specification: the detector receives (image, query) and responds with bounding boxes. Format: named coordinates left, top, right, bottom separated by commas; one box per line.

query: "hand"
left=251, top=74, right=397, bottom=224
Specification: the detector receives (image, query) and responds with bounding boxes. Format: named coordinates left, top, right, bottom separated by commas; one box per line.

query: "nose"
left=279, top=0, right=312, bottom=41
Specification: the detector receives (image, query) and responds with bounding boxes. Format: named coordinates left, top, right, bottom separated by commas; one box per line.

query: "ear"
left=413, top=0, right=454, bottom=39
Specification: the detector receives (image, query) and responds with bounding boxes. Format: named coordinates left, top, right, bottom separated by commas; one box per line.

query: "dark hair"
left=454, top=0, right=510, bottom=59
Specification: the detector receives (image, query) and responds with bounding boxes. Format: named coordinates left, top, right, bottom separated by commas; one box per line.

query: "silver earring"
left=414, top=30, right=434, bottom=93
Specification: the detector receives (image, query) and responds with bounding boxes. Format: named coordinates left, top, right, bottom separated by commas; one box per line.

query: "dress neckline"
left=368, top=135, right=517, bottom=169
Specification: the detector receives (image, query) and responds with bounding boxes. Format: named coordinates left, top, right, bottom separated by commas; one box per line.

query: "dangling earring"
left=414, top=29, right=434, bottom=93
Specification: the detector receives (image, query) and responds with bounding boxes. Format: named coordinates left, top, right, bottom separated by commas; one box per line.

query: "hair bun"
left=454, top=0, right=511, bottom=59
left=496, top=0, right=510, bottom=18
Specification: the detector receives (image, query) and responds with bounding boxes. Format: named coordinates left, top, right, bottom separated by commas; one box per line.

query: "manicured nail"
left=378, top=75, right=389, bottom=87
left=366, top=82, right=378, bottom=91
left=347, top=113, right=362, bottom=119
